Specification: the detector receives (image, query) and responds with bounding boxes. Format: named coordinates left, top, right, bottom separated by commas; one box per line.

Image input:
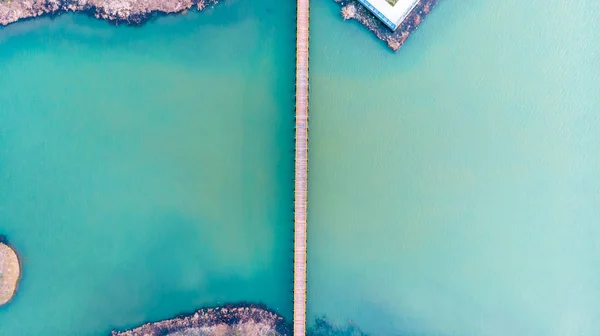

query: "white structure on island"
left=358, top=0, right=419, bottom=31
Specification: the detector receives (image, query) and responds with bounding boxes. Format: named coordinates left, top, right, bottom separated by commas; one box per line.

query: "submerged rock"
left=111, top=304, right=290, bottom=336
left=335, top=0, right=440, bottom=51
left=0, top=242, right=21, bottom=306
left=0, top=0, right=220, bottom=27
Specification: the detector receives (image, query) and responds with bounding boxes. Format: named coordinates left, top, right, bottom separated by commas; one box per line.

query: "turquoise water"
left=2, top=0, right=600, bottom=335
left=309, top=0, right=600, bottom=335
left=0, top=0, right=295, bottom=334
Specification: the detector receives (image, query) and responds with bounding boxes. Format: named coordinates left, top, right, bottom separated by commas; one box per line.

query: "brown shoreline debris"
left=111, top=304, right=290, bottom=336
left=337, top=0, right=440, bottom=51
left=0, top=0, right=220, bottom=27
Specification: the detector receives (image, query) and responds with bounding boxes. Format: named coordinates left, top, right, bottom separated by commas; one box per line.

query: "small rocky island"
left=0, top=238, right=21, bottom=306
left=111, top=306, right=368, bottom=336
left=0, top=0, right=220, bottom=26
left=112, top=304, right=290, bottom=336
left=336, top=0, right=440, bottom=51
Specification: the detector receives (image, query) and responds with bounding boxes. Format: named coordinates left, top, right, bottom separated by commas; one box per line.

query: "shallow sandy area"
left=0, top=243, right=20, bottom=306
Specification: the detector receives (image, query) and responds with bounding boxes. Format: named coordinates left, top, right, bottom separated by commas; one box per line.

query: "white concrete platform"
left=357, top=0, right=419, bottom=31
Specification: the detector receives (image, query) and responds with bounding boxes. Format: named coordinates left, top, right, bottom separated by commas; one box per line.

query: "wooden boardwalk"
left=294, top=0, right=309, bottom=333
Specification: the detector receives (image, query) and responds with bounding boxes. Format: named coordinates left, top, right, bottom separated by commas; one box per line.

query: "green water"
left=308, top=0, right=600, bottom=335
left=0, top=0, right=295, bottom=334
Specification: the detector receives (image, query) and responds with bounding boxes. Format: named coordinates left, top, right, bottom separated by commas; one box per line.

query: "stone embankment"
left=0, top=0, right=220, bottom=26
left=336, top=0, right=439, bottom=51
left=0, top=240, right=20, bottom=306
left=112, top=304, right=290, bottom=336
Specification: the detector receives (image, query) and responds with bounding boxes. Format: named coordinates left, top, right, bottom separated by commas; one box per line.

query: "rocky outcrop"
left=0, top=241, right=20, bottom=306
left=0, top=0, right=220, bottom=27
left=111, top=304, right=290, bottom=336
left=335, top=0, right=440, bottom=51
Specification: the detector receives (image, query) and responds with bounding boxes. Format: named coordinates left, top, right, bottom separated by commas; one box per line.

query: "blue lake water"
left=0, top=0, right=295, bottom=334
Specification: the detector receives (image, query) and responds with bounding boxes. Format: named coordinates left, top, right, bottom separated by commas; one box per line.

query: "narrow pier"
left=294, top=0, right=309, bottom=333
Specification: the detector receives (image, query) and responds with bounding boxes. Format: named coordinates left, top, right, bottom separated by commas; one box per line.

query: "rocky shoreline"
left=1, top=0, right=438, bottom=52
left=336, top=0, right=440, bottom=51
left=0, top=0, right=220, bottom=27
left=0, top=236, right=21, bottom=306
left=111, top=304, right=290, bottom=336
